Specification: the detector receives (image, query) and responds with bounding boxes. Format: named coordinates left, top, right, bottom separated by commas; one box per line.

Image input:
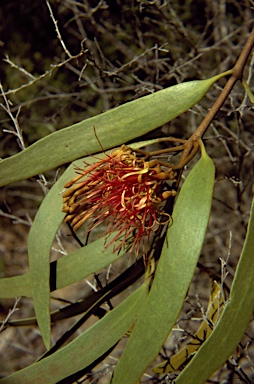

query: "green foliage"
left=0, top=2, right=253, bottom=381
left=111, top=143, right=215, bottom=383
left=175, top=198, right=254, bottom=383
left=0, top=77, right=220, bottom=349
left=0, top=68, right=253, bottom=382
left=0, top=282, right=150, bottom=384
left=0, top=74, right=225, bottom=187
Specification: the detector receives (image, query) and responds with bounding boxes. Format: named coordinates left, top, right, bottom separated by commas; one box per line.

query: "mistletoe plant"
left=0, top=24, right=254, bottom=384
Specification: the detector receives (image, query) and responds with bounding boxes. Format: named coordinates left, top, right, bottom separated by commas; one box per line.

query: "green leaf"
left=27, top=153, right=127, bottom=349
left=0, top=140, right=171, bottom=343
left=0, top=282, right=149, bottom=384
left=27, top=161, right=78, bottom=349
left=0, top=235, right=126, bottom=300
left=0, top=74, right=224, bottom=187
left=26, top=139, right=164, bottom=348
left=174, top=198, right=254, bottom=384
left=54, top=235, right=125, bottom=290
left=0, top=274, right=32, bottom=298
left=0, top=139, right=162, bottom=301
left=111, top=145, right=215, bottom=384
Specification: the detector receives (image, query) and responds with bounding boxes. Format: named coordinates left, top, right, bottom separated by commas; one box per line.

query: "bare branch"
left=237, top=50, right=254, bottom=116
left=0, top=298, right=21, bottom=333
left=3, top=55, right=35, bottom=80
left=0, top=83, right=25, bottom=149
left=2, top=51, right=85, bottom=96
left=46, top=0, right=72, bottom=58
left=0, top=210, right=32, bottom=226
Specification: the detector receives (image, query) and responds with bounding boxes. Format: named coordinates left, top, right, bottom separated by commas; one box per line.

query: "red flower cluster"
left=62, top=145, right=176, bottom=256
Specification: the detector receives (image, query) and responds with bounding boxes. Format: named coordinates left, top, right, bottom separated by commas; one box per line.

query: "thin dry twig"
left=3, top=55, right=35, bottom=80
left=0, top=210, right=32, bottom=226
left=1, top=51, right=85, bottom=96
left=46, top=0, right=72, bottom=58
left=0, top=298, right=20, bottom=333
left=0, top=83, right=25, bottom=149
left=237, top=50, right=254, bottom=117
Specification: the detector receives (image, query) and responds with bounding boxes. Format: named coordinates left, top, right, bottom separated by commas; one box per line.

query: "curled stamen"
left=62, top=145, right=176, bottom=257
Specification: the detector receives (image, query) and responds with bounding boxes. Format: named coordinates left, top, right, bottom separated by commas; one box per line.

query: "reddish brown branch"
left=176, top=26, right=254, bottom=169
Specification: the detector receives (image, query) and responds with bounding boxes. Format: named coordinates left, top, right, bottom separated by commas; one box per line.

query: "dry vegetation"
left=0, top=0, right=254, bottom=382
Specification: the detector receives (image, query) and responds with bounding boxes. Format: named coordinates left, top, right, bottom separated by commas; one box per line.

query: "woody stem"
left=176, top=26, right=254, bottom=169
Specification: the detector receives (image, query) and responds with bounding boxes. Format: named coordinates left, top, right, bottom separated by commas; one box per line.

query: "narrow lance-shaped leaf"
left=25, top=139, right=171, bottom=348
left=0, top=281, right=149, bottom=384
left=0, top=235, right=126, bottom=300
left=111, top=142, right=215, bottom=384
left=152, top=281, right=224, bottom=375
left=28, top=155, right=99, bottom=350
left=0, top=73, right=228, bottom=186
left=175, top=198, right=254, bottom=384
left=0, top=274, right=32, bottom=298
left=0, top=138, right=161, bottom=301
